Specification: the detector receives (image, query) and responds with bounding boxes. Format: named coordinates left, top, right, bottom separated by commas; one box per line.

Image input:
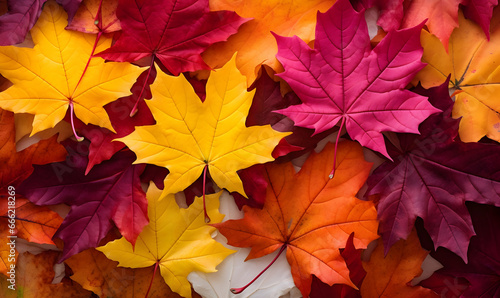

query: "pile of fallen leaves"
left=1, top=0, right=499, bottom=297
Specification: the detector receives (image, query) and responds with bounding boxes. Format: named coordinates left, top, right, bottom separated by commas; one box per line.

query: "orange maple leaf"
left=67, top=0, right=121, bottom=34
left=214, top=141, right=379, bottom=297
left=66, top=247, right=201, bottom=298
left=202, top=0, right=337, bottom=86
left=361, top=229, right=439, bottom=297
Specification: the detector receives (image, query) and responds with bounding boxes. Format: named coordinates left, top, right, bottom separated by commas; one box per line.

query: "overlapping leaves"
left=119, top=55, right=289, bottom=197
left=2, top=0, right=500, bottom=297
left=215, top=141, right=379, bottom=297
left=0, top=1, right=142, bottom=135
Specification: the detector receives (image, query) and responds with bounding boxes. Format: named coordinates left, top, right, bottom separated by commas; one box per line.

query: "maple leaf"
left=75, top=68, right=156, bottom=174
left=310, top=234, right=366, bottom=298
left=231, top=164, right=267, bottom=210
left=19, top=146, right=149, bottom=262
left=274, top=0, right=439, bottom=159
left=202, top=0, right=336, bottom=86
left=420, top=203, right=500, bottom=297
left=118, top=55, right=289, bottom=198
left=188, top=191, right=298, bottom=297
left=0, top=1, right=143, bottom=136
left=367, top=78, right=500, bottom=260
left=95, top=0, right=248, bottom=76
left=413, top=8, right=500, bottom=142
left=0, top=108, right=65, bottom=275
left=0, top=109, right=67, bottom=193
left=402, top=0, right=462, bottom=50
left=368, top=75, right=500, bottom=261
left=0, top=0, right=47, bottom=46
left=66, top=0, right=120, bottom=34
left=0, top=198, right=63, bottom=245
left=97, top=184, right=234, bottom=298
left=461, top=0, right=498, bottom=40
left=0, top=225, right=17, bottom=277
left=214, top=141, right=379, bottom=297
left=418, top=272, right=469, bottom=298
left=247, top=67, right=333, bottom=161
left=0, top=251, right=91, bottom=297
left=66, top=242, right=201, bottom=297
left=56, top=0, right=82, bottom=22
left=360, top=229, right=439, bottom=297
left=189, top=247, right=298, bottom=298
left=402, top=0, right=497, bottom=50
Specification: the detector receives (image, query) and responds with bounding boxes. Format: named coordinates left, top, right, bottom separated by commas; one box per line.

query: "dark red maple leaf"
left=0, top=0, right=47, bottom=46
left=95, top=0, right=249, bottom=76
left=231, top=164, right=267, bottom=210
left=310, top=233, right=365, bottom=298
left=419, top=203, right=500, bottom=297
left=182, top=164, right=265, bottom=209
left=366, top=78, right=500, bottom=262
left=274, top=0, right=438, bottom=160
left=19, top=143, right=148, bottom=262
left=247, top=67, right=334, bottom=161
left=73, top=67, right=156, bottom=174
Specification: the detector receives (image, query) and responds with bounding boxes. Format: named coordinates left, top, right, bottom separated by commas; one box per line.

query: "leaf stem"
left=68, top=2, right=104, bottom=140
left=74, top=31, right=102, bottom=94
left=94, top=0, right=103, bottom=30
left=329, top=117, right=346, bottom=179
left=69, top=101, right=84, bottom=141
left=130, top=57, right=155, bottom=117
left=145, top=261, right=159, bottom=298
left=202, top=164, right=210, bottom=223
left=230, top=244, right=287, bottom=294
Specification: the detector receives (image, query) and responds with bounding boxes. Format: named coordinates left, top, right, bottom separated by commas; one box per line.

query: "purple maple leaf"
left=366, top=79, right=500, bottom=262
left=19, top=144, right=148, bottom=262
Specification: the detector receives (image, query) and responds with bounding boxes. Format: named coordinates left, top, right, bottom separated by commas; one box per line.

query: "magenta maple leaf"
left=19, top=144, right=148, bottom=262
left=95, top=0, right=249, bottom=75
left=0, top=0, right=47, bottom=46
left=420, top=203, right=500, bottom=297
left=274, top=0, right=439, bottom=159
left=366, top=79, right=500, bottom=262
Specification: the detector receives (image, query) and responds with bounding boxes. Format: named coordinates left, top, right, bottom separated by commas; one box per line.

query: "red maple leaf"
left=95, top=0, right=249, bottom=75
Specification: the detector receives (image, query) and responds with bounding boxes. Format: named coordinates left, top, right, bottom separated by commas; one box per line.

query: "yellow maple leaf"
left=97, top=183, right=235, bottom=298
left=118, top=55, right=289, bottom=197
left=202, top=0, right=337, bottom=86
left=413, top=9, right=500, bottom=143
left=0, top=1, right=142, bottom=135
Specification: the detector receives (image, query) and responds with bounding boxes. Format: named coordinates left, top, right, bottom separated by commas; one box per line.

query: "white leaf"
left=188, top=191, right=300, bottom=298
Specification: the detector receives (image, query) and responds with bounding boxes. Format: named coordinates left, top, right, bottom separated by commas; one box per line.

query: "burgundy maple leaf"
left=19, top=144, right=148, bottom=262
left=366, top=78, right=500, bottom=261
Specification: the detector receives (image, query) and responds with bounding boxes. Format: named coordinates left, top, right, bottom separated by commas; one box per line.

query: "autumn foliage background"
left=0, top=0, right=500, bottom=297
